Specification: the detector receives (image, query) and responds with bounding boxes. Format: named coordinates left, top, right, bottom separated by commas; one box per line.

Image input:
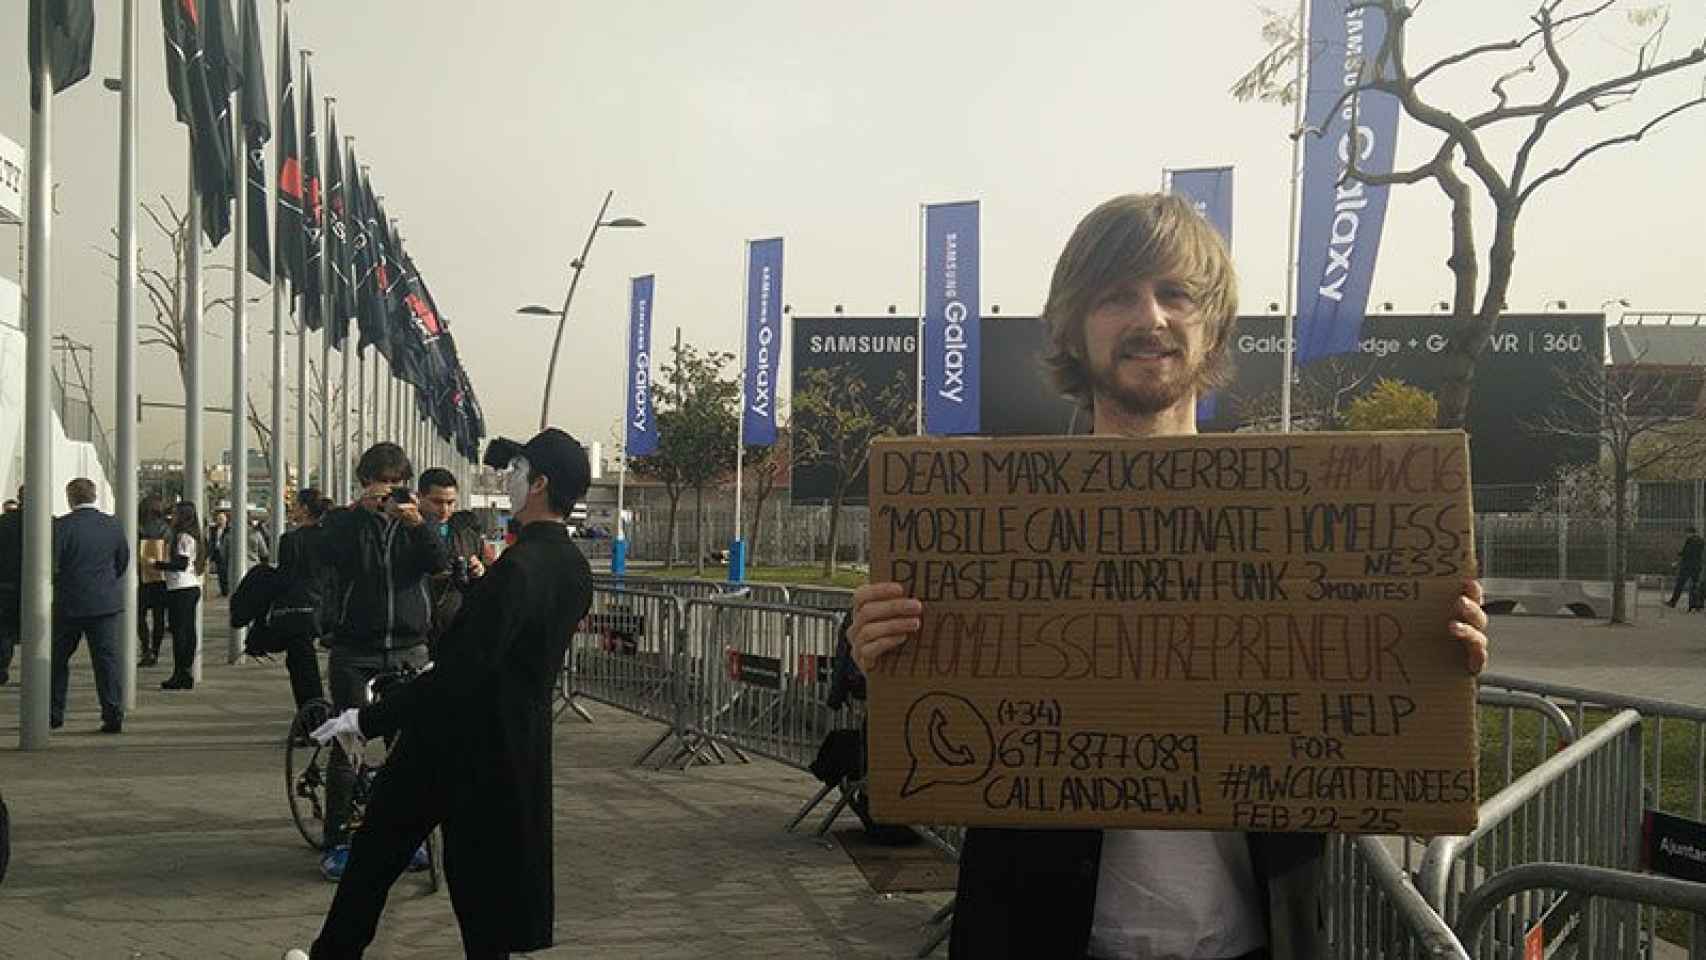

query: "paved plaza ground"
left=0, top=597, right=1702, bottom=959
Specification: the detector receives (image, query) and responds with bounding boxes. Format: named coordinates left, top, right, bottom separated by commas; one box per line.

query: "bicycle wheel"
left=426, top=826, right=444, bottom=894
left=286, top=698, right=334, bottom=850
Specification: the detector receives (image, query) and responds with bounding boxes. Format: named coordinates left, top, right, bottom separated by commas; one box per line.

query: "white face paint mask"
left=506, top=456, right=534, bottom=515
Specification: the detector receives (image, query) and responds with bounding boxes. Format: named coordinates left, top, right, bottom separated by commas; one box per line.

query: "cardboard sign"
left=866, top=432, right=1479, bottom=834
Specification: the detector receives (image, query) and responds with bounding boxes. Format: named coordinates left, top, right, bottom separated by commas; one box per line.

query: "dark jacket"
left=52, top=506, right=130, bottom=619
left=360, top=521, right=593, bottom=954
left=316, top=505, right=447, bottom=652
left=427, top=510, right=487, bottom=647
left=0, top=510, right=21, bottom=627
left=1682, top=535, right=1704, bottom=571
left=949, top=828, right=1325, bottom=958
left=277, top=524, right=335, bottom=635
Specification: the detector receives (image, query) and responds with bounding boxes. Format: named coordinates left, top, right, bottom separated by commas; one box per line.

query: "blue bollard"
left=612, top=537, right=628, bottom=576
left=728, top=538, right=746, bottom=584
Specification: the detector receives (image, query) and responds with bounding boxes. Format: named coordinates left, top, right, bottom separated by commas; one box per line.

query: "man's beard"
left=1086, top=333, right=1207, bottom=416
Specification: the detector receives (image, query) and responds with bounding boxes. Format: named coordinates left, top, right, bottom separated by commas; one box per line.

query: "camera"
left=388, top=486, right=416, bottom=505
left=450, top=556, right=472, bottom=587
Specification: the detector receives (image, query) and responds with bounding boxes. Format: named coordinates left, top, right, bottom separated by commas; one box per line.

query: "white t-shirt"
left=1086, top=830, right=1266, bottom=960
left=165, top=532, right=201, bottom=592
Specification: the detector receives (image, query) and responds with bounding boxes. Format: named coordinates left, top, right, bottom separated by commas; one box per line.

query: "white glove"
left=311, top=708, right=366, bottom=762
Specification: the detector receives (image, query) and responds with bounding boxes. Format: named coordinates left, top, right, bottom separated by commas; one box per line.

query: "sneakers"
left=407, top=842, right=430, bottom=872
left=319, top=845, right=350, bottom=882
left=282, top=951, right=310, bottom=960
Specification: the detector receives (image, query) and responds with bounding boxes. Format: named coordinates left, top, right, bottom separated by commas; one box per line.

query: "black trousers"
left=0, top=594, right=17, bottom=683
left=51, top=612, right=124, bottom=725
left=138, top=582, right=169, bottom=659
left=311, top=746, right=510, bottom=960
left=285, top=635, right=325, bottom=709
left=324, top=645, right=429, bottom=848
left=1670, top=568, right=1702, bottom=608
left=165, top=587, right=201, bottom=680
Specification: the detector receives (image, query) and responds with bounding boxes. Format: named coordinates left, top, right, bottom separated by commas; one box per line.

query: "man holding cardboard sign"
left=848, top=193, right=1490, bottom=960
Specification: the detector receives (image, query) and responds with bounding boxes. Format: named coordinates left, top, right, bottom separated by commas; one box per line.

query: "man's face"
left=421, top=484, right=457, bottom=525
left=1080, top=274, right=1211, bottom=417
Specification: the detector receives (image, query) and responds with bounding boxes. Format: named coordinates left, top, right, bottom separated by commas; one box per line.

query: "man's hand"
left=358, top=483, right=391, bottom=512
left=1453, top=579, right=1490, bottom=675
left=384, top=500, right=424, bottom=527
left=848, top=582, right=922, bottom=674
left=467, top=556, right=485, bottom=580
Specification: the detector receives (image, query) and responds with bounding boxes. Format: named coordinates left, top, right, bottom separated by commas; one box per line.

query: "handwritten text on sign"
left=866, top=432, right=1478, bottom=834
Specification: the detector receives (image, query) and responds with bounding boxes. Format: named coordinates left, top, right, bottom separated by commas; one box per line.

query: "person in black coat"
left=294, top=428, right=595, bottom=960
left=50, top=478, right=131, bottom=733
left=136, top=494, right=171, bottom=667
left=1666, top=527, right=1705, bottom=610
left=274, top=488, right=334, bottom=708
left=0, top=485, right=23, bottom=686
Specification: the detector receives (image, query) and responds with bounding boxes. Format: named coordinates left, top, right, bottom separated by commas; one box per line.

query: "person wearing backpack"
left=273, top=489, right=333, bottom=708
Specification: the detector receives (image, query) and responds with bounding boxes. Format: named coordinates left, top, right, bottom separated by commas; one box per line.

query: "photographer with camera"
left=313, top=443, right=447, bottom=882
left=415, top=468, right=491, bottom=655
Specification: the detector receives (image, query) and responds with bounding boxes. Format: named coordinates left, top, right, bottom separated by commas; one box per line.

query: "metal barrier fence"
left=785, top=586, right=855, bottom=614
left=1326, top=836, right=1471, bottom=959
left=566, top=587, right=685, bottom=762
left=680, top=599, right=854, bottom=774
left=1476, top=672, right=1706, bottom=957
left=1421, top=710, right=1649, bottom=958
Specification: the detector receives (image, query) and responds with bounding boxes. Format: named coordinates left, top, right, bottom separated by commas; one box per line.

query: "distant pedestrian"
left=0, top=486, right=23, bottom=686
left=209, top=512, right=230, bottom=596
left=1, top=499, right=16, bottom=514
left=1666, top=527, right=1705, bottom=611
left=137, top=494, right=171, bottom=667
left=157, top=502, right=207, bottom=690
left=50, top=479, right=130, bottom=733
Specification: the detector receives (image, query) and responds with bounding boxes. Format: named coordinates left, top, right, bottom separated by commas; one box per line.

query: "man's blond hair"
left=1041, top=193, right=1239, bottom=406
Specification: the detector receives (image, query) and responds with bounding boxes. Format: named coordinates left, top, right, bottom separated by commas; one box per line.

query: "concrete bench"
left=1480, top=578, right=1639, bottom=620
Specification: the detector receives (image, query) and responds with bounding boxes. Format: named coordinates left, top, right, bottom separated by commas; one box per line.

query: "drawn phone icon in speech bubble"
left=900, top=692, right=995, bottom=799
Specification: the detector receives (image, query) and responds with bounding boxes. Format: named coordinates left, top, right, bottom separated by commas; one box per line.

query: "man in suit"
left=0, top=486, right=22, bottom=686
left=51, top=478, right=131, bottom=733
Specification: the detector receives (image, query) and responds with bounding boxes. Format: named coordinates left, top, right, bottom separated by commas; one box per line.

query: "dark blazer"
left=52, top=505, right=130, bottom=619
left=948, top=827, right=1325, bottom=959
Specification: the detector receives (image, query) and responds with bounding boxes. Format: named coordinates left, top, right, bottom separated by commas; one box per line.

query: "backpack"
left=230, top=563, right=319, bottom=654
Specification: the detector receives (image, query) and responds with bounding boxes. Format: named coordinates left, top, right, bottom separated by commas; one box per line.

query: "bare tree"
left=738, top=418, right=791, bottom=568
left=305, top=357, right=345, bottom=488
left=99, top=196, right=255, bottom=391
left=1527, top=353, right=1706, bottom=621
left=1233, top=356, right=1379, bottom=431
left=1235, top=2, right=1706, bottom=427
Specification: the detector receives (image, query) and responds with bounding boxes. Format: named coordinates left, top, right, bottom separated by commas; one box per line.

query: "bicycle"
left=285, top=666, right=443, bottom=893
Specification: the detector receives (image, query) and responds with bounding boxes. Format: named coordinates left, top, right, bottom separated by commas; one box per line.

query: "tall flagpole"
left=730, top=241, right=749, bottom=583
left=20, top=17, right=57, bottom=748
left=320, top=95, right=334, bottom=492
left=356, top=343, right=366, bottom=458
left=231, top=10, right=251, bottom=666
left=184, top=155, right=206, bottom=685
left=1280, top=0, right=1308, bottom=434
left=295, top=48, right=310, bottom=494
left=116, top=0, right=141, bottom=714
left=270, top=0, right=288, bottom=551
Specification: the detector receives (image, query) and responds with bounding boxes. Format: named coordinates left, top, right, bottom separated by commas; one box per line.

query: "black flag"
left=239, top=0, right=270, bottom=282
left=160, top=0, right=239, bottom=245
left=28, top=0, right=95, bottom=109
left=273, top=18, right=304, bottom=296
left=298, top=57, right=323, bottom=330
left=324, top=106, right=354, bottom=348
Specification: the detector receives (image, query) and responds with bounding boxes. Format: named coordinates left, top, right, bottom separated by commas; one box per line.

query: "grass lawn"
left=645, top=564, right=868, bottom=590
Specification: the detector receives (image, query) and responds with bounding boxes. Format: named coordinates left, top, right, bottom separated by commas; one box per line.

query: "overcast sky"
left=5, top=0, right=1704, bottom=461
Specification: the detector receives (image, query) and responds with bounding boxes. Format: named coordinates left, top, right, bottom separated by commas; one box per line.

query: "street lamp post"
left=526, top=190, right=643, bottom=431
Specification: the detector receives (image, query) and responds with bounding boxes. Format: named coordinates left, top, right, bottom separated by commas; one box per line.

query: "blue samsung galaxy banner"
left=1294, top=0, right=1401, bottom=366
left=625, top=274, right=657, bottom=457
left=1168, top=166, right=1235, bottom=245
left=922, top=201, right=981, bottom=435
left=743, top=239, right=783, bottom=446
